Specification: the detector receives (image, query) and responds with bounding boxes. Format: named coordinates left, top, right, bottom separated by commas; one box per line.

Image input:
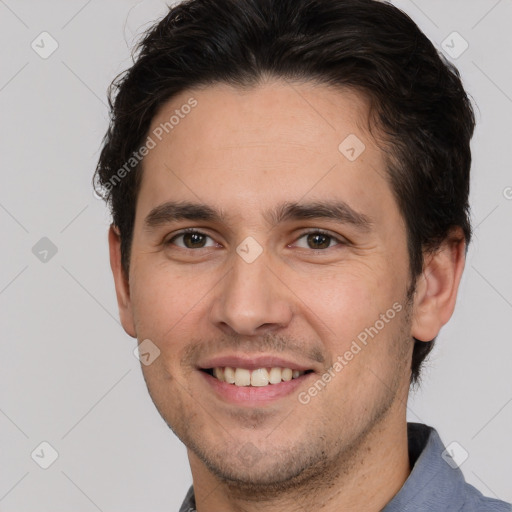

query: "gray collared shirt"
left=179, top=423, right=511, bottom=511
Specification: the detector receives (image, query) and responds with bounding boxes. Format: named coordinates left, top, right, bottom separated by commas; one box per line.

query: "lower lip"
left=200, top=371, right=312, bottom=406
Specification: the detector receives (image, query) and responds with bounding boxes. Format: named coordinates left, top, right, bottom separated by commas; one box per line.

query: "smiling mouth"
left=202, top=367, right=314, bottom=387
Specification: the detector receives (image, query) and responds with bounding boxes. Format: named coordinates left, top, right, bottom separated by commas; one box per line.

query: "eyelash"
left=166, top=228, right=346, bottom=250
left=292, top=228, right=346, bottom=250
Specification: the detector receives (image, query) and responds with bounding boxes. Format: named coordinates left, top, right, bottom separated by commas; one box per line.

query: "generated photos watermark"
left=298, top=301, right=403, bottom=405
left=103, top=97, right=198, bottom=193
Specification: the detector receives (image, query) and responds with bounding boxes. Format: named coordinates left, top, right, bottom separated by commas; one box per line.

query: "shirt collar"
left=382, top=422, right=467, bottom=511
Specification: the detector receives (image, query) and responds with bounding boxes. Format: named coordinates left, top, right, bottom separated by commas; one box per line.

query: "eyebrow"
left=266, top=201, right=372, bottom=232
left=143, top=201, right=223, bottom=230
left=143, top=200, right=372, bottom=232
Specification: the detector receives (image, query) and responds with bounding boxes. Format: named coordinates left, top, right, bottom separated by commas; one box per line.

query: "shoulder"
left=384, top=423, right=511, bottom=512
left=460, top=484, right=511, bottom=512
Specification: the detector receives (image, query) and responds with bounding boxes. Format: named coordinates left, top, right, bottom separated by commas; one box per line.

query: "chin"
left=190, top=437, right=331, bottom=493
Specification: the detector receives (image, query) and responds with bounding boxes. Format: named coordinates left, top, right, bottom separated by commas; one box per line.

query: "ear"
left=411, top=228, right=466, bottom=342
left=108, top=224, right=137, bottom=338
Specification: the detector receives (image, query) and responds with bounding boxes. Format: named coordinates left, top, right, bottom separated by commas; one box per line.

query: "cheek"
left=129, top=259, right=205, bottom=341
left=129, top=264, right=206, bottom=402
left=292, top=263, right=402, bottom=345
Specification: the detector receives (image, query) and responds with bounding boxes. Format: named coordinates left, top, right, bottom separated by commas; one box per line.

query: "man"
left=94, top=0, right=510, bottom=510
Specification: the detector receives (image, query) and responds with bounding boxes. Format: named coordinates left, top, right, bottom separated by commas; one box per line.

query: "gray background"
left=0, top=0, right=511, bottom=510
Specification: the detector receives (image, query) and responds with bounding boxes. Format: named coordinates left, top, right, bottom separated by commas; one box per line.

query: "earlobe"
left=411, top=230, right=466, bottom=342
left=108, top=224, right=137, bottom=338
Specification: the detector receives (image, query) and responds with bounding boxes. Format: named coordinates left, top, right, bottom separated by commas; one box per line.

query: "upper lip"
left=197, top=354, right=315, bottom=372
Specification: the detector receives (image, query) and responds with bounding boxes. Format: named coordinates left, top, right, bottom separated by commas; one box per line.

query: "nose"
left=209, top=250, right=293, bottom=337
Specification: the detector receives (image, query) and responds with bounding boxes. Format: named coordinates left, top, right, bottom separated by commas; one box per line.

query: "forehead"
left=136, top=80, right=398, bottom=227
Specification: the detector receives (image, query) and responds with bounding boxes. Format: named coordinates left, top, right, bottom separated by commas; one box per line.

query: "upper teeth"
left=212, top=367, right=305, bottom=387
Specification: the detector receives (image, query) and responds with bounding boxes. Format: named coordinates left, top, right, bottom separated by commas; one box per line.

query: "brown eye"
left=182, top=232, right=207, bottom=248
left=168, top=230, right=217, bottom=249
left=292, top=231, right=342, bottom=250
left=306, top=233, right=332, bottom=249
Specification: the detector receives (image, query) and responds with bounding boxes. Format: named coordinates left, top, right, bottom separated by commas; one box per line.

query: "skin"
left=108, top=80, right=466, bottom=511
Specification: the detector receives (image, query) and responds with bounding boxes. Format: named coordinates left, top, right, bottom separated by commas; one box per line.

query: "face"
left=116, top=81, right=417, bottom=489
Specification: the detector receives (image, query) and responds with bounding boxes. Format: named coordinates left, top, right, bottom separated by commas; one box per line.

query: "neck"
left=188, top=406, right=411, bottom=512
